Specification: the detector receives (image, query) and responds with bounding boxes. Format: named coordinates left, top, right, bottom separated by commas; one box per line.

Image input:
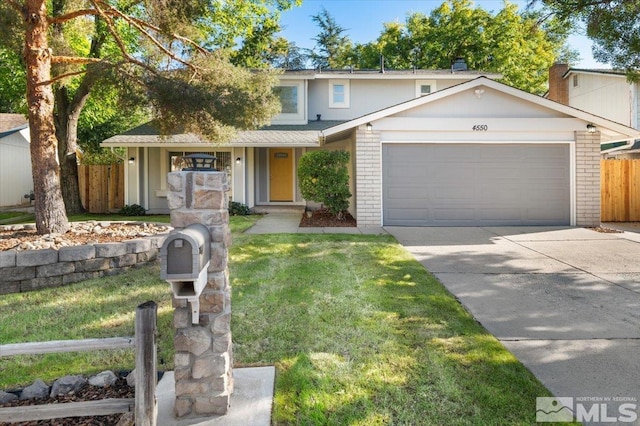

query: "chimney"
left=548, top=63, right=569, bottom=105
left=379, top=55, right=385, bottom=73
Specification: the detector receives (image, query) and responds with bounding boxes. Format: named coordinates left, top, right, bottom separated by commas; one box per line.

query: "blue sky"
left=278, top=0, right=605, bottom=68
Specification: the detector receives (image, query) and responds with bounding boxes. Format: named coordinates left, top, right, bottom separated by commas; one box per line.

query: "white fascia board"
left=564, top=69, right=627, bottom=79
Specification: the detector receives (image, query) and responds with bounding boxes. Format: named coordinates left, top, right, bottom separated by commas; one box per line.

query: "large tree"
left=309, top=7, right=353, bottom=69
left=2, top=0, right=297, bottom=234
left=345, top=0, right=575, bottom=94
left=531, top=0, right=640, bottom=78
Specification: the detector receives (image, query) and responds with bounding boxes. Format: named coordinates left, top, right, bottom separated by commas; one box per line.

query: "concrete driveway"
left=387, top=226, right=640, bottom=420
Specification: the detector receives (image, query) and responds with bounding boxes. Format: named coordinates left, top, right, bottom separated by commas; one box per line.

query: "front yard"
left=0, top=218, right=557, bottom=424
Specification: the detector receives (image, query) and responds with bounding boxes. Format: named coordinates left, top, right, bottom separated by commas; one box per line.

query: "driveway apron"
left=387, top=226, right=640, bottom=420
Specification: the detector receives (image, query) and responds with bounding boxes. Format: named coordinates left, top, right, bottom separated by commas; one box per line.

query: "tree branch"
left=42, top=69, right=88, bottom=85
left=51, top=56, right=104, bottom=65
left=93, top=0, right=200, bottom=71
left=48, top=8, right=100, bottom=24
left=88, top=0, right=159, bottom=76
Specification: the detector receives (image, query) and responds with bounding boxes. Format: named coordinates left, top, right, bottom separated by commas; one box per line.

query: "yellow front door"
left=269, top=149, right=294, bottom=202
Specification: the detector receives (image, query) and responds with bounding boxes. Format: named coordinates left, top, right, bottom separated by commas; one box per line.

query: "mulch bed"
left=0, top=378, right=133, bottom=426
left=299, top=209, right=356, bottom=227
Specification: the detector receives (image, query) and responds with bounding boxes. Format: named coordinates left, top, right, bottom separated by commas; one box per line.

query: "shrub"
left=229, top=201, right=251, bottom=216
left=298, top=150, right=351, bottom=218
left=118, top=204, right=146, bottom=216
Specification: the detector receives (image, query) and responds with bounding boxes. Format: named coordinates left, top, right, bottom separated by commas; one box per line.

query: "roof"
left=0, top=124, right=28, bottom=139
left=280, top=68, right=501, bottom=80
left=563, top=68, right=629, bottom=79
left=0, top=114, right=28, bottom=133
left=101, top=120, right=347, bottom=148
left=320, top=77, right=640, bottom=144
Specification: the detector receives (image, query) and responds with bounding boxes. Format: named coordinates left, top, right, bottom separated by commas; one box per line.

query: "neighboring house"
left=102, top=70, right=639, bottom=227
left=548, top=63, right=640, bottom=158
left=0, top=113, right=32, bottom=207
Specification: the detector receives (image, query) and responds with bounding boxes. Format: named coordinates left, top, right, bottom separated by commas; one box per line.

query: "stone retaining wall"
left=0, top=235, right=168, bottom=295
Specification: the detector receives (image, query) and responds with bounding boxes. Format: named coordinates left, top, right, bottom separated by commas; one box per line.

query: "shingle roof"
left=0, top=114, right=28, bottom=133
left=101, top=120, right=346, bottom=147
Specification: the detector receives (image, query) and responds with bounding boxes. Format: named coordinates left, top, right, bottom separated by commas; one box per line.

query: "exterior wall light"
left=587, top=123, right=597, bottom=133
left=235, top=157, right=242, bottom=165
left=128, top=157, right=135, bottom=164
left=366, top=122, right=373, bottom=132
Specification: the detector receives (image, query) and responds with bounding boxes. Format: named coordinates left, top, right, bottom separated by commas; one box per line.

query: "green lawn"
left=0, top=220, right=563, bottom=424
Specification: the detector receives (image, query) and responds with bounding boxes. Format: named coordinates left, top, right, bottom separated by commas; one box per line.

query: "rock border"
left=0, top=223, right=170, bottom=295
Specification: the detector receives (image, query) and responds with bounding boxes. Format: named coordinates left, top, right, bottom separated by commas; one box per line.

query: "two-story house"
left=102, top=67, right=639, bottom=227
left=547, top=63, right=640, bottom=158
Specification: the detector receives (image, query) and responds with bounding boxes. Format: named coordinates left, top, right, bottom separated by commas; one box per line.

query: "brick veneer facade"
left=355, top=126, right=382, bottom=227
left=575, top=130, right=601, bottom=226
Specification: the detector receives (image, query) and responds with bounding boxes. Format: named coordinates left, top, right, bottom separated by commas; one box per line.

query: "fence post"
left=135, top=301, right=158, bottom=426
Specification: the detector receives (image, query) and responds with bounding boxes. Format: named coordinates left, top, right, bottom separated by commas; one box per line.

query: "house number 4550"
left=472, top=125, right=488, bottom=131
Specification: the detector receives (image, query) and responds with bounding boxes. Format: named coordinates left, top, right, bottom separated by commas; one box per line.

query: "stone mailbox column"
left=167, top=171, right=233, bottom=417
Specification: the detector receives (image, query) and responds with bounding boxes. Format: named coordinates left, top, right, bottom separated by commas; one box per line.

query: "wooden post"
left=135, top=301, right=157, bottom=426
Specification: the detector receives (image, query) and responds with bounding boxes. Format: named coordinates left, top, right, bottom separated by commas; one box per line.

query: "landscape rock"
left=0, top=390, right=18, bottom=404
left=89, top=370, right=118, bottom=387
left=50, top=375, right=87, bottom=397
left=126, top=369, right=136, bottom=387
left=20, top=379, right=49, bottom=400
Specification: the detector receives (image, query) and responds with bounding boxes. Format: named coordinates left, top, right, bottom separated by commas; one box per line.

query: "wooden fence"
left=78, top=163, right=124, bottom=214
left=601, top=159, right=640, bottom=222
left=0, top=301, right=157, bottom=426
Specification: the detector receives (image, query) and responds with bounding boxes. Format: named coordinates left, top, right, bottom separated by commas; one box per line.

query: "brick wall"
left=575, top=130, right=601, bottom=226
left=355, top=126, right=382, bottom=227
left=0, top=236, right=166, bottom=295
left=548, top=63, right=569, bottom=105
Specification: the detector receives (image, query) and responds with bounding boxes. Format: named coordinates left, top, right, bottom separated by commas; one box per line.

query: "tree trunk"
left=54, top=87, right=85, bottom=215
left=24, top=0, right=69, bottom=234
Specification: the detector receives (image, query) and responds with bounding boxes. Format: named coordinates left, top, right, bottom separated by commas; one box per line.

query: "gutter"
left=601, top=139, right=635, bottom=155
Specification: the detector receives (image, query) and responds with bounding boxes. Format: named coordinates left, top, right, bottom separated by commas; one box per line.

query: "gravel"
left=0, top=222, right=171, bottom=252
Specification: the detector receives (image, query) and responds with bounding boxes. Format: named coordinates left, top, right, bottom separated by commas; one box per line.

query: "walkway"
left=245, top=211, right=386, bottom=235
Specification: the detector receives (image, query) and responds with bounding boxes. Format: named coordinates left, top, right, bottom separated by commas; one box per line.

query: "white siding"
left=308, top=78, right=470, bottom=121
left=568, top=73, right=633, bottom=126
left=0, top=129, right=33, bottom=207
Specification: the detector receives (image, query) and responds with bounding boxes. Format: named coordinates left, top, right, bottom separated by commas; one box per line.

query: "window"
left=573, top=74, right=579, bottom=87
left=415, top=80, right=437, bottom=97
left=274, top=86, right=298, bottom=114
left=272, top=81, right=305, bottom=124
left=329, top=79, right=350, bottom=108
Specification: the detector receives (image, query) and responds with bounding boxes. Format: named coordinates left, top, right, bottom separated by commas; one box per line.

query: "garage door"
left=382, top=144, right=570, bottom=226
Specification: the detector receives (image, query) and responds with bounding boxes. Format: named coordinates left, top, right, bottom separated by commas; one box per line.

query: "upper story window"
left=329, top=79, right=350, bottom=108
left=573, top=75, right=579, bottom=87
left=275, top=85, right=298, bottom=114
left=415, top=80, right=437, bottom=97
left=272, top=81, right=306, bottom=124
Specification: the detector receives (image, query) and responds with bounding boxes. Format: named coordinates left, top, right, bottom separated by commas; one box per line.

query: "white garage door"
left=382, top=144, right=570, bottom=226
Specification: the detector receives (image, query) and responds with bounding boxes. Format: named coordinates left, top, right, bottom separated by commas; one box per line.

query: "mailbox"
left=160, top=223, right=211, bottom=324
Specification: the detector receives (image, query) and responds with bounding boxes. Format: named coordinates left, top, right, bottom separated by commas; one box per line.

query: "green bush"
left=229, top=201, right=251, bottom=216
left=298, top=150, right=351, bottom=217
left=118, top=204, right=146, bottom=216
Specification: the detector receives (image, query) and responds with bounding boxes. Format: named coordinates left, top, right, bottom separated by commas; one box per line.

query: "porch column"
left=355, top=124, right=382, bottom=227
left=575, top=130, right=601, bottom=226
